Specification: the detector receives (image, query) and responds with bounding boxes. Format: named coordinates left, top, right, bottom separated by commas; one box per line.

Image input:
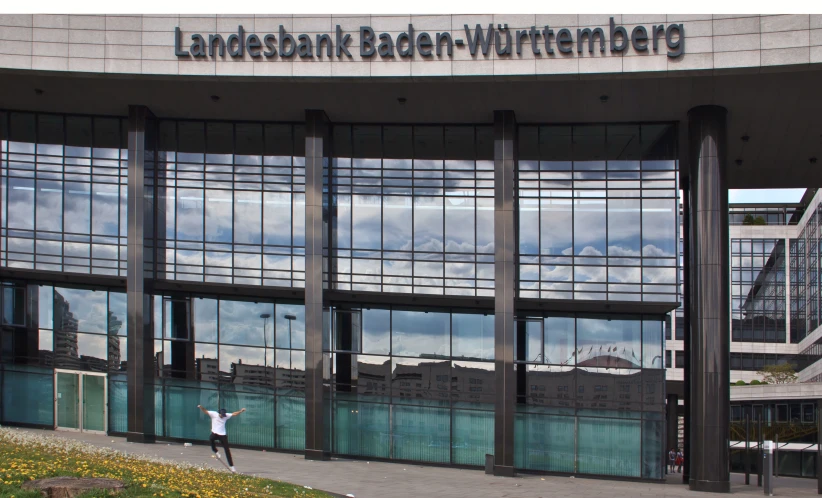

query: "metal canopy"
left=1, top=67, right=821, bottom=188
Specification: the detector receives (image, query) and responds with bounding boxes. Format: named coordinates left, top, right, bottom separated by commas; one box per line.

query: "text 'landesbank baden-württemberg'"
left=174, top=18, right=685, bottom=60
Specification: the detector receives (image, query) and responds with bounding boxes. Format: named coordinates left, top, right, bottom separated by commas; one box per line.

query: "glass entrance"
left=55, top=370, right=107, bottom=433
left=55, top=372, right=80, bottom=430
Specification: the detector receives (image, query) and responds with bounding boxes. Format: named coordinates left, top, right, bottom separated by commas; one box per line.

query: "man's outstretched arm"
left=231, top=408, right=246, bottom=417
left=197, top=405, right=209, bottom=416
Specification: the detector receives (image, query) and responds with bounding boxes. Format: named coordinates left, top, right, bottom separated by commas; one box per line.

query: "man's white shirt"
left=207, top=411, right=232, bottom=435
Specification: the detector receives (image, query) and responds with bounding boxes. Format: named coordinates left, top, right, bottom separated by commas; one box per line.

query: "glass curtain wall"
left=0, top=111, right=128, bottom=276
left=325, top=306, right=495, bottom=465
left=330, top=125, right=495, bottom=296
left=517, top=125, right=678, bottom=303
left=791, top=238, right=806, bottom=342
left=149, top=294, right=306, bottom=450
left=0, top=282, right=125, bottom=428
left=731, top=239, right=786, bottom=343
left=154, top=120, right=306, bottom=287
left=793, top=204, right=822, bottom=342
left=513, top=314, right=665, bottom=479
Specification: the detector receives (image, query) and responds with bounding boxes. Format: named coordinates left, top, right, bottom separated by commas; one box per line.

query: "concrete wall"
left=0, top=14, right=820, bottom=78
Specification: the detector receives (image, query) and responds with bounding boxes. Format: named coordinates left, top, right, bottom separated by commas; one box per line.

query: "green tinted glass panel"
left=56, top=372, right=80, bottom=429
left=514, top=411, right=575, bottom=473
left=452, top=409, right=494, bottom=466
left=222, top=385, right=275, bottom=449
left=392, top=404, right=449, bottom=463
left=577, top=417, right=641, bottom=477
left=1, top=366, right=53, bottom=426
left=276, top=395, right=305, bottom=450
left=83, top=375, right=106, bottom=432
left=641, top=418, right=664, bottom=479
left=163, top=379, right=218, bottom=441
left=333, top=397, right=389, bottom=459
left=109, top=377, right=127, bottom=433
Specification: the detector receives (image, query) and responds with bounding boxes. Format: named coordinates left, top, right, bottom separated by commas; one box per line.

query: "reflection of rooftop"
left=577, top=355, right=639, bottom=369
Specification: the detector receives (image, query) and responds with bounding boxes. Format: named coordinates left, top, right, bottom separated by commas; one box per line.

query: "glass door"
left=55, top=372, right=80, bottom=430
left=83, top=374, right=107, bottom=433
left=55, top=370, right=107, bottom=433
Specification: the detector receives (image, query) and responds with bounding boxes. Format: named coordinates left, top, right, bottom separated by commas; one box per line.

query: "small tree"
left=753, top=216, right=767, bottom=225
left=757, top=363, right=798, bottom=384
left=742, top=214, right=755, bottom=225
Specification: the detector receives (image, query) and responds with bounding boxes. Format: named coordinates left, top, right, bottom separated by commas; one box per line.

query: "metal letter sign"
left=174, top=18, right=685, bottom=60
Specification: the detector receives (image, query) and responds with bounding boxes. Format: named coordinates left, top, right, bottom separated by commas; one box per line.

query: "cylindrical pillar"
left=493, top=110, right=517, bottom=477
left=304, top=109, right=331, bottom=461
left=682, top=181, right=692, bottom=485
left=126, top=105, right=156, bottom=443
left=687, top=105, right=730, bottom=493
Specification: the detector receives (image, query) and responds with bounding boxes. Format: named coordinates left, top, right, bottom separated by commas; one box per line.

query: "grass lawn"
left=0, top=427, right=334, bottom=498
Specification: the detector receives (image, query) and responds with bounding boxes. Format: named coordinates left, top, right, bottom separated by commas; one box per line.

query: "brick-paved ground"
left=10, top=428, right=819, bottom=497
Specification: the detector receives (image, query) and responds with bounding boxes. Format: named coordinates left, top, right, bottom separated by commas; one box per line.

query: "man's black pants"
left=210, top=433, right=234, bottom=466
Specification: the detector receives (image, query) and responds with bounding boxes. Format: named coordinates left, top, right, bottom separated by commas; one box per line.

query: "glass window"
left=108, top=292, right=127, bottom=336
left=391, top=310, right=450, bottom=358
left=192, top=297, right=218, bottom=343
left=577, top=316, right=641, bottom=369
left=362, top=308, right=390, bottom=355
left=53, top=287, right=107, bottom=334
left=176, top=188, right=204, bottom=241
left=642, top=319, right=663, bottom=369
left=2, top=286, right=25, bottom=326
left=776, top=404, right=788, bottom=423
left=802, top=404, right=814, bottom=424
left=544, top=316, right=574, bottom=365
left=452, top=313, right=494, bottom=361
left=39, top=285, right=54, bottom=330
left=276, top=304, right=305, bottom=350
left=205, top=189, right=232, bottom=243
left=219, top=300, right=274, bottom=347
left=608, top=198, right=641, bottom=256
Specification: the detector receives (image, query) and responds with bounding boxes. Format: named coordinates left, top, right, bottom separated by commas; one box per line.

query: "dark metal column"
left=493, top=110, right=516, bottom=477
left=304, top=109, right=330, bottom=461
left=682, top=182, right=691, bottom=484
left=687, top=106, right=730, bottom=493
left=667, top=393, right=679, bottom=468
left=126, top=105, right=156, bottom=443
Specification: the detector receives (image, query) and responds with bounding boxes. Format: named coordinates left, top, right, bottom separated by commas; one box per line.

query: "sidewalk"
left=12, top=428, right=820, bottom=497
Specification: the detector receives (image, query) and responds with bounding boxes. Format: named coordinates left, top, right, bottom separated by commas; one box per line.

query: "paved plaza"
left=8, top=428, right=819, bottom=497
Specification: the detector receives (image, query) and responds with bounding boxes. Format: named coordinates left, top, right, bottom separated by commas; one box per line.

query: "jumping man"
left=197, top=404, right=246, bottom=473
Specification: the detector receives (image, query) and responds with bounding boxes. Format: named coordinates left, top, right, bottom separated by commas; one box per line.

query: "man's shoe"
left=214, top=452, right=221, bottom=459
left=230, top=466, right=237, bottom=473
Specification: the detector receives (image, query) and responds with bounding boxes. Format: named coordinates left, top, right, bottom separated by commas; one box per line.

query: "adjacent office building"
left=1, top=13, right=822, bottom=492
left=668, top=189, right=822, bottom=386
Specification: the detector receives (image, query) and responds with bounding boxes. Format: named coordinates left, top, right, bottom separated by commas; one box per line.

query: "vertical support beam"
left=493, top=110, right=516, bottom=477
left=784, top=237, right=791, bottom=343
left=26, top=284, right=40, bottom=364
left=126, top=105, right=156, bottom=443
left=817, top=400, right=822, bottom=492
left=687, top=105, right=730, bottom=493
left=304, top=109, right=330, bottom=461
left=667, top=393, right=679, bottom=469
left=682, top=181, right=691, bottom=484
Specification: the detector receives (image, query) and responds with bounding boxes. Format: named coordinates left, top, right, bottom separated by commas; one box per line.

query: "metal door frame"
left=54, top=369, right=108, bottom=435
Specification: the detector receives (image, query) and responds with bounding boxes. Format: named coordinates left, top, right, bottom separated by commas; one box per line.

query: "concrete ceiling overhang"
left=1, top=66, right=821, bottom=188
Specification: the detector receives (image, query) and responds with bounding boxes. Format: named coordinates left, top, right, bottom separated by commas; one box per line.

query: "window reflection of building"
left=196, top=357, right=219, bottom=382
left=231, top=362, right=276, bottom=386
left=107, top=311, right=123, bottom=371
left=392, top=361, right=451, bottom=399
left=54, top=291, right=82, bottom=370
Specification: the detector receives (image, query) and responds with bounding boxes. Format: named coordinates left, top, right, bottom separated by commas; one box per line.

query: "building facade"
left=2, top=13, right=822, bottom=492
left=666, top=189, right=822, bottom=385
